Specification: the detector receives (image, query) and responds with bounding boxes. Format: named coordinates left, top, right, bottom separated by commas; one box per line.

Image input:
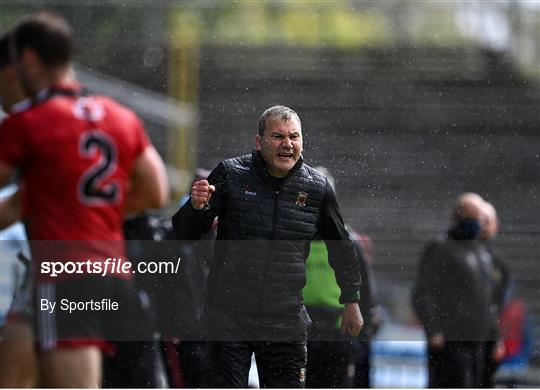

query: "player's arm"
left=0, top=190, right=21, bottom=230
left=124, top=145, right=169, bottom=214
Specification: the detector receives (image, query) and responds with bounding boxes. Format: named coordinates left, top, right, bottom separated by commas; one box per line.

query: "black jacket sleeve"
left=353, top=238, right=376, bottom=316
left=172, top=162, right=227, bottom=240
left=492, top=255, right=512, bottom=314
left=316, top=180, right=362, bottom=304
left=412, top=241, right=445, bottom=337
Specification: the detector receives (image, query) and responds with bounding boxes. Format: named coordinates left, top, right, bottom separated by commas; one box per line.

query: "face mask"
left=455, top=218, right=482, bottom=240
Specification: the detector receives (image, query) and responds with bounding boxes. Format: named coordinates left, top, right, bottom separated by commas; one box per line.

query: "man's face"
left=256, top=116, right=303, bottom=178
left=14, top=48, right=42, bottom=97
left=0, top=66, right=25, bottom=113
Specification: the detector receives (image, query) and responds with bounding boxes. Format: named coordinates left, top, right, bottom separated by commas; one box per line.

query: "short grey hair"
left=258, top=105, right=301, bottom=136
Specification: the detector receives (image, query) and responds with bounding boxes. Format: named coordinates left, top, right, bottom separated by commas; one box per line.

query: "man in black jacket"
left=172, top=105, right=363, bottom=388
left=412, top=193, right=502, bottom=388
left=479, top=201, right=511, bottom=388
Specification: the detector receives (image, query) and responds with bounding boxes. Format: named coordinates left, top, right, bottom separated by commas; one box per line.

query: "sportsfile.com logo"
left=40, top=257, right=182, bottom=277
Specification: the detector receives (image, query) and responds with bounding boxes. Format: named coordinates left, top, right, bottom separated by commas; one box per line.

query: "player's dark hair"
left=0, top=33, right=11, bottom=69
left=12, top=11, right=73, bottom=67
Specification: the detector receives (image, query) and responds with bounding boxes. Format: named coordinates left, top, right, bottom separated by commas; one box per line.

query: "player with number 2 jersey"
left=0, top=84, right=150, bottom=281
left=0, top=85, right=149, bottom=242
left=0, top=12, right=168, bottom=387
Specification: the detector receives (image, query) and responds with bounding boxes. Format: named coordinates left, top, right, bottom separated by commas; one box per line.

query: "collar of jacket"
left=251, top=150, right=304, bottom=185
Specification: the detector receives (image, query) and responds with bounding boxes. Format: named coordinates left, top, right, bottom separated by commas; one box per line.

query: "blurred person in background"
left=165, top=168, right=213, bottom=388
left=101, top=213, right=173, bottom=388
left=104, top=168, right=215, bottom=388
left=0, top=12, right=169, bottom=387
left=0, top=186, right=35, bottom=388
left=172, top=105, right=363, bottom=388
left=412, top=193, right=499, bottom=388
left=497, top=297, right=534, bottom=383
left=350, top=232, right=382, bottom=388
left=478, top=201, right=511, bottom=387
left=0, top=32, right=37, bottom=388
left=303, top=166, right=380, bottom=388
left=125, top=169, right=214, bottom=388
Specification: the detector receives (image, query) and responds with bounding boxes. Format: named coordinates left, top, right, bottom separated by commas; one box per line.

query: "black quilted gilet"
left=207, top=151, right=328, bottom=317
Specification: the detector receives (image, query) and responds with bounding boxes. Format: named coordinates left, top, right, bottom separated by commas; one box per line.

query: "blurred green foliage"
left=172, top=2, right=391, bottom=48
left=1, top=1, right=537, bottom=77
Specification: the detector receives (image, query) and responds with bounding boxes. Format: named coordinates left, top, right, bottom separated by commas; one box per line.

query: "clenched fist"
left=190, top=180, right=216, bottom=210
left=341, top=302, right=364, bottom=337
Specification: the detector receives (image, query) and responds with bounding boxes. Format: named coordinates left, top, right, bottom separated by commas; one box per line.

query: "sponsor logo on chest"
left=244, top=185, right=257, bottom=196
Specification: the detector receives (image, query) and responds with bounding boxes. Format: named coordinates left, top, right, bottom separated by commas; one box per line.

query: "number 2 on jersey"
left=78, top=131, right=120, bottom=205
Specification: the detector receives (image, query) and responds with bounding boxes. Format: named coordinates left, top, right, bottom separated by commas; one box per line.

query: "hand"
left=190, top=180, right=216, bottom=210
left=341, top=303, right=364, bottom=337
left=429, top=332, right=445, bottom=349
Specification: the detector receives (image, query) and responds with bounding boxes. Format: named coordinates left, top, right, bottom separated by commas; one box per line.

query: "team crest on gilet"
left=296, top=191, right=308, bottom=206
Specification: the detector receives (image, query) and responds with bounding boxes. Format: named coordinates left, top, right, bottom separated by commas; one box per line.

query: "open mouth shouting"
left=277, top=151, right=294, bottom=161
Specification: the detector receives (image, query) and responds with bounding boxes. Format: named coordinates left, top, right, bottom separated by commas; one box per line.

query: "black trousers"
left=209, top=341, right=307, bottom=388
left=179, top=341, right=211, bottom=388
left=481, top=341, right=499, bottom=388
left=306, top=341, right=354, bottom=388
left=428, top=341, right=486, bottom=388
left=103, top=341, right=165, bottom=388
left=352, top=340, right=371, bottom=388
left=306, top=340, right=371, bottom=388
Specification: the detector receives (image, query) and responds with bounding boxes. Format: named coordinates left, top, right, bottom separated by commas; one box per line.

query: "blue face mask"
left=455, top=218, right=482, bottom=240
